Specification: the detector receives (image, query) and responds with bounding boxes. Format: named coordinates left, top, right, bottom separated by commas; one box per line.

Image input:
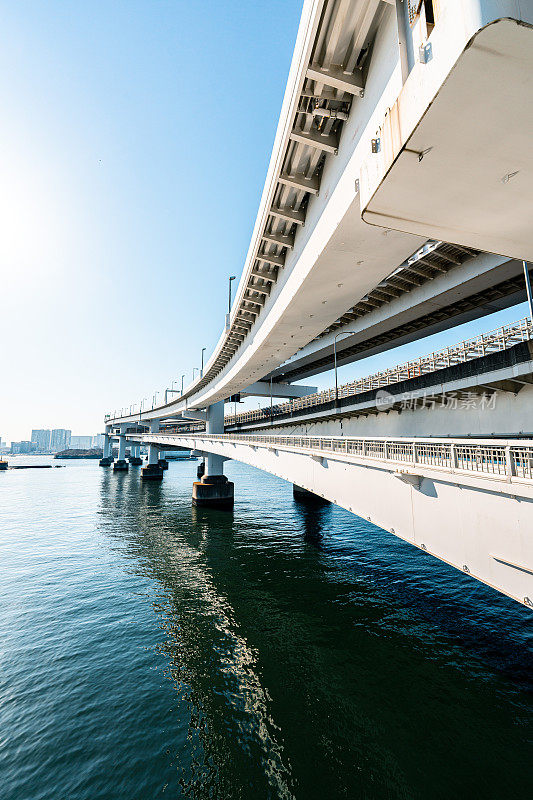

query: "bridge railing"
left=225, top=317, right=533, bottom=427
left=155, top=432, right=533, bottom=482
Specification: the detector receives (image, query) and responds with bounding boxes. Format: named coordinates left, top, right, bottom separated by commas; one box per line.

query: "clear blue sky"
left=0, top=0, right=302, bottom=441
left=0, top=1, right=526, bottom=442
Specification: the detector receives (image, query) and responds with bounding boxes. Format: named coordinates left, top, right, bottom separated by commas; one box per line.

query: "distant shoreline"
left=54, top=449, right=103, bottom=460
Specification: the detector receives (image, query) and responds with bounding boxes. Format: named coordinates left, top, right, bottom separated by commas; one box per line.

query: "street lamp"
left=523, top=261, right=533, bottom=322
left=334, top=332, right=354, bottom=403
left=181, top=374, right=185, bottom=395
left=165, top=380, right=181, bottom=404
left=228, top=275, right=236, bottom=314
left=193, top=367, right=200, bottom=379
left=201, top=347, right=206, bottom=376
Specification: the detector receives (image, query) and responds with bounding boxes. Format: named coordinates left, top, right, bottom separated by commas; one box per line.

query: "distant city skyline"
left=4, top=427, right=102, bottom=451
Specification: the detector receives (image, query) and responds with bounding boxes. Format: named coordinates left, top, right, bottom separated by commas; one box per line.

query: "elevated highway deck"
left=128, top=428, right=533, bottom=608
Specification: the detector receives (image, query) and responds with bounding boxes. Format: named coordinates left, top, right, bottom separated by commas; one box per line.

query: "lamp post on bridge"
left=226, top=275, right=236, bottom=330
left=523, top=261, right=533, bottom=323
left=334, top=332, right=355, bottom=404
left=165, top=380, right=181, bottom=404
left=228, top=275, right=236, bottom=314
left=201, top=347, right=206, bottom=377
left=181, top=374, right=185, bottom=395
left=193, top=367, right=200, bottom=379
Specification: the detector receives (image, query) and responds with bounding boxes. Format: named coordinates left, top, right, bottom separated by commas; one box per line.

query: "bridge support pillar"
left=192, top=474, right=234, bottom=509
left=141, top=422, right=164, bottom=481
left=158, top=449, right=169, bottom=470
left=192, top=401, right=234, bottom=509
left=129, top=443, right=142, bottom=466
left=113, top=434, right=128, bottom=471
left=99, top=432, right=113, bottom=466
left=293, top=484, right=330, bottom=505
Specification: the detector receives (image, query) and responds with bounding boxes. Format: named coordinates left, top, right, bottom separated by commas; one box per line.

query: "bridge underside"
left=267, top=252, right=526, bottom=383
left=226, top=340, right=533, bottom=437
left=131, top=432, right=533, bottom=609
left=362, top=18, right=533, bottom=262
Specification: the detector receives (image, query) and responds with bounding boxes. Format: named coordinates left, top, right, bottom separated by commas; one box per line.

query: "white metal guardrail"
left=225, top=318, right=533, bottom=426
left=150, top=433, right=533, bottom=482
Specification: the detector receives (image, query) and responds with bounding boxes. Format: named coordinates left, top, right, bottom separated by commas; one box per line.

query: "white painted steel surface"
left=133, top=430, right=533, bottom=607
left=361, top=5, right=533, bottom=260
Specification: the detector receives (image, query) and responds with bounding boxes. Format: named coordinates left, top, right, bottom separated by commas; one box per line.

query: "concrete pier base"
left=99, top=457, right=113, bottom=467
left=113, top=459, right=129, bottom=472
left=293, top=484, right=330, bottom=505
left=0, top=460, right=8, bottom=471
left=192, top=474, right=234, bottom=509
left=158, top=459, right=169, bottom=470
left=141, top=463, right=164, bottom=481
left=128, top=456, right=143, bottom=465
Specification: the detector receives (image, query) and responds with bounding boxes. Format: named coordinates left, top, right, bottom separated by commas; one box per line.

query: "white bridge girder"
left=239, top=382, right=318, bottom=399
left=131, top=432, right=533, bottom=609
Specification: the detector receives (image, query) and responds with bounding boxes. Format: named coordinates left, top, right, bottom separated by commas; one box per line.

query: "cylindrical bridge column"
left=128, top=442, right=142, bottom=466
left=113, top=432, right=128, bottom=471
left=142, top=421, right=164, bottom=481
left=192, top=400, right=233, bottom=509
left=99, top=430, right=113, bottom=466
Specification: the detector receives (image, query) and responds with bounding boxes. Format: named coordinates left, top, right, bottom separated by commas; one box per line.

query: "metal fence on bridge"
left=225, top=318, right=533, bottom=426
left=157, top=432, right=533, bottom=482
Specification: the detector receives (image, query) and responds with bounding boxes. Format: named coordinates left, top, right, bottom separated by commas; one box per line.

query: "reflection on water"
left=1, top=460, right=531, bottom=800
left=294, top=502, right=332, bottom=547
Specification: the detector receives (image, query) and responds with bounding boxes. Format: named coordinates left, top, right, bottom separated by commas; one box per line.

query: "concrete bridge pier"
left=99, top=432, right=113, bottom=466
left=142, top=422, right=164, bottom=481
left=293, top=484, right=331, bottom=505
left=192, top=401, right=234, bottom=509
left=113, top=433, right=128, bottom=471
left=158, top=450, right=169, bottom=470
left=129, top=444, right=142, bottom=466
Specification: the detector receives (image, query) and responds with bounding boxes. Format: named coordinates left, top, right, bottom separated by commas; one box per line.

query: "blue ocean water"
left=0, top=457, right=531, bottom=799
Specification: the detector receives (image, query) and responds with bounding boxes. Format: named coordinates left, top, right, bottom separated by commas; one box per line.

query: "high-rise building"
left=69, top=435, right=93, bottom=450
left=11, top=441, right=33, bottom=454
left=50, top=429, right=71, bottom=452
left=31, top=429, right=51, bottom=452
left=92, top=434, right=105, bottom=449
